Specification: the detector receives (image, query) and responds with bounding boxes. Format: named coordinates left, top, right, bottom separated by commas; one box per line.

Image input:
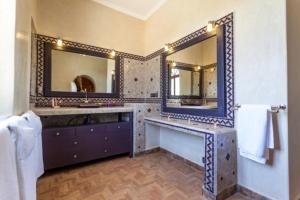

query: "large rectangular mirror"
left=162, top=25, right=226, bottom=117
left=167, top=35, right=217, bottom=109
left=44, top=43, right=120, bottom=98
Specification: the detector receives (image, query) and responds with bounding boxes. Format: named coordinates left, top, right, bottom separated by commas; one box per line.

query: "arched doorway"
left=74, top=75, right=95, bottom=92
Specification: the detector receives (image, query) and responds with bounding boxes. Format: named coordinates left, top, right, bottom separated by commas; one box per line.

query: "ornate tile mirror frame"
left=43, top=42, right=121, bottom=98
left=161, top=13, right=234, bottom=127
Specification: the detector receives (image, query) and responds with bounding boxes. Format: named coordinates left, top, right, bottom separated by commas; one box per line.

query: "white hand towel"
left=22, top=111, right=44, bottom=178
left=0, top=124, right=20, bottom=200
left=237, top=105, right=274, bottom=164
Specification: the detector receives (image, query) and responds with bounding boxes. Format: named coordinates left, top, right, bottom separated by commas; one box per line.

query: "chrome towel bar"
left=234, top=104, right=287, bottom=113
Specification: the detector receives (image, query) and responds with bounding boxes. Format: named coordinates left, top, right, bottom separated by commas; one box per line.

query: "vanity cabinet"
left=41, top=112, right=133, bottom=170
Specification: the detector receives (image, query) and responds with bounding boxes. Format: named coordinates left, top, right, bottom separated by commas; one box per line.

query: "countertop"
left=144, top=115, right=235, bottom=135
left=32, top=106, right=134, bottom=116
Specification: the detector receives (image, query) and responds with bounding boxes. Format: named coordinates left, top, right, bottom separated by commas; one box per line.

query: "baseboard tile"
left=137, top=147, right=204, bottom=171
left=237, top=185, right=271, bottom=200
left=135, top=147, right=161, bottom=156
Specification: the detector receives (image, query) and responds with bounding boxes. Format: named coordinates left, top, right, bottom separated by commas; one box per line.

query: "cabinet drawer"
left=103, top=140, right=131, bottom=157
left=44, top=150, right=83, bottom=170
left=107, top=122, right=130, bottom=132
left=103, top=130, right=130, bottom=143
left=42, top=128, right=78, bottom=151
left=76, top=124, right=107, bottom=135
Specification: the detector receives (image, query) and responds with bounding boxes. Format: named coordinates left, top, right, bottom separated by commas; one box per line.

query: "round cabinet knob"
left=73, top=154, right=77, bottom=159
left=56, top=132, right=60, bottom=136
left=104, top=149, right=107, bottom=153
left=74, top=141, right=78, bottom=145
left=90, top=128, right=94, bottom=132
left=104, top=137, right=108, bottom=141
left=118, top=126, right=121, bottom=129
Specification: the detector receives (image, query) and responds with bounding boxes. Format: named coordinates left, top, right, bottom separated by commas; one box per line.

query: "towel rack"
left=234, top=104, right=287, bottom=113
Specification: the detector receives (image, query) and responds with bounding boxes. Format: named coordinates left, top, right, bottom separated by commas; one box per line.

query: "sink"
left=78, top=103, right=100, bottom=108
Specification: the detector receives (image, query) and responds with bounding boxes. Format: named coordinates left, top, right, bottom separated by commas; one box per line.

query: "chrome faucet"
left=84, top=89, right=89, bottom=103
left=203, top=93, right=207, bottom=105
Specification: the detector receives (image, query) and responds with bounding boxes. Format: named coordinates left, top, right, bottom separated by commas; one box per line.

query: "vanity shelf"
left=39, top=111, right=133, bottom=170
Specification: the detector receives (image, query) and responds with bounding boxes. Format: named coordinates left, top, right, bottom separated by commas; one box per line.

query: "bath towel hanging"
left=237, top=104, right=274, bottom=164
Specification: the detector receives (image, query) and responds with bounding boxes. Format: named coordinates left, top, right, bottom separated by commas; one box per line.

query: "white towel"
left=0, top=124, right=20, bottom=200
left=22, top=111, right=44, bottom=178
left=237, top=105, right=274, bottom=164
left=5, top=113, right=44, bottom=200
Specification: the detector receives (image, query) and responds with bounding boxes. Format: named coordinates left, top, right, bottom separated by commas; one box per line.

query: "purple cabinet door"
left=103, top=122, right=131, bottom=156
left=42, top=127, right=82, bottom=170
left=76, top=124, right=107, bottom=161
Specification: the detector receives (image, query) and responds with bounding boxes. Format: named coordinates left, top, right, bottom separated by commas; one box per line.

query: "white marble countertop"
left=144, top=115, right=235, bottom=135
left=32, top=106, right=134, bottom=116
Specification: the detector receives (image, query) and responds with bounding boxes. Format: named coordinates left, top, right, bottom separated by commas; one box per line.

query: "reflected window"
left=170, top=68, right=180, bottom=96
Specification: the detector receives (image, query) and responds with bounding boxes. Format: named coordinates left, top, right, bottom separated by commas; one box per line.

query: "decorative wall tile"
left=144, top=57, right=161, bottom=98
left=123, top=57, right=161, bottom=99
left=203, top=67, right=217, bottom=98
left=216, top=131, right=237, bottom=195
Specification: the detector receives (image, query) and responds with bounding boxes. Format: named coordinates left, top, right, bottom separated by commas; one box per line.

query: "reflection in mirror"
left=51, top=50, right=116, bottom=93
left=166, top=35, right=217, bottom=109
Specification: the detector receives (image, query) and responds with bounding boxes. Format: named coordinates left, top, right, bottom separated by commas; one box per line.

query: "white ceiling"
left=91, top=0, right=167, bottom=20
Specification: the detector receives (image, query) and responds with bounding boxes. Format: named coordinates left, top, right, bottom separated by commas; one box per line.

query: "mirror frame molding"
left=162, top=25, right=226, bottom=117
left=43, top=42, right=121, bottom=98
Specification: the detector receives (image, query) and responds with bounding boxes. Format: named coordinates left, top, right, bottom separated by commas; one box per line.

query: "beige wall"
left=36, top=0, right=145, bottom=55
left=287, top=0, right=300, bottom=199
left=0, top=0, right=16, bottom=115
left=0, top=0, right=37, bottom=115
left=146, top=0, right=288, bottom=199
left=52, top=51, right=111, bottom=93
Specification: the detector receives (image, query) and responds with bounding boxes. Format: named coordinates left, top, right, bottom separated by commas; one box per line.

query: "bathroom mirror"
left=43, top=43, right=120, bottom=98
left=162, top=25, right=226, bottom=117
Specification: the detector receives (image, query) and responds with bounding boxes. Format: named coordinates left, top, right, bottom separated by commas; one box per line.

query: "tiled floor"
left=37, top=151, right=250, bottom=200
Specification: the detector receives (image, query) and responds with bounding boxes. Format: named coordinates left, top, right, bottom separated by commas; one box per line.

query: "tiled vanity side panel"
left=125, top=103, right=161, bottom=153
left=123, top=57, right=161, bottom=99
left=215, top=132, right=237, bottom=194
left=144, top=56, right=161, bottom=98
